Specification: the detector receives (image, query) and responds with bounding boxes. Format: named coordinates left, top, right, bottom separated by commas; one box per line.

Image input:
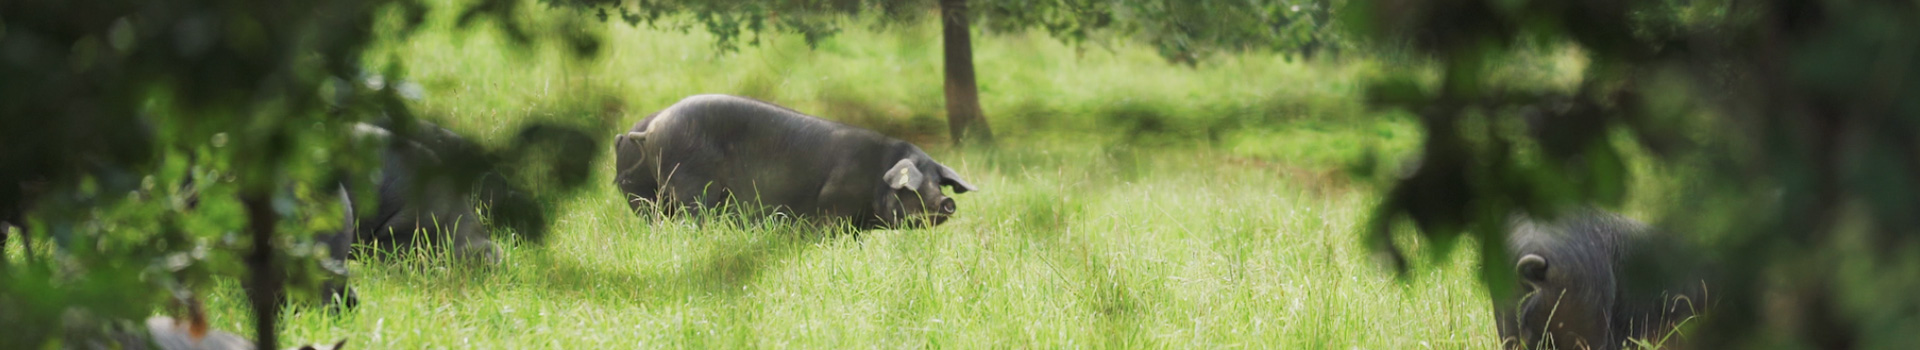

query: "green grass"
left=208, top=146, right=1495, bottom=348
left=188, top=0, right=1505, bottom=347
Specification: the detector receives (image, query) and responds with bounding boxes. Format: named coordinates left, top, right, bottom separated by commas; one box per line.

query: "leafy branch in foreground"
left=1, top=0, right=607, bottom=348
left=1353, top=0, right=1920, bottom=347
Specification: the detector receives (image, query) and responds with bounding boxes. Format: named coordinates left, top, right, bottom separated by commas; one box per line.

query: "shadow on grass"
left=517, top=225, right=829, bottom=307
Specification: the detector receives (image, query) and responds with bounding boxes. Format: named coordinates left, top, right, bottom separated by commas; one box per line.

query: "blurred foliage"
left=548, top=0, right=1353, bottom=147
left=1352, top=0, right=1920, bottom=348
left=976, top=0, right=1350, bottom=64
left=548, top=0, right=1347, bottom=63
left=0, top=0, right=607, bottom=348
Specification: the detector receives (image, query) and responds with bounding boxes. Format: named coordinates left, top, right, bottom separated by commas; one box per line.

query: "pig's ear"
left=1517, top=254, right=1549, bottom=286
left=936, top=164, right=977, bottom=194
left=614, top=131, right=646, bottom=150
left=884, top=159, right=924, bottom=190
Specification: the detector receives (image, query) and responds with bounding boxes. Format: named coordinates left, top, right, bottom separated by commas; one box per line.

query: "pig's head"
left=877, top=157, right=975, bottom=228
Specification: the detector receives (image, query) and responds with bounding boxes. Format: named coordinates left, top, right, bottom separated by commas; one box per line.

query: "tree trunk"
left=939, top=0, right=994, bottom=147
left=242, top=192, right=280, bottom=350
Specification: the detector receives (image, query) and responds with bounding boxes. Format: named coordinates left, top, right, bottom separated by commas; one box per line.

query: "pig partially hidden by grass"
left=1495, top=209, right=1712, bottom=349
left=317, top=122, right=525, bottom=308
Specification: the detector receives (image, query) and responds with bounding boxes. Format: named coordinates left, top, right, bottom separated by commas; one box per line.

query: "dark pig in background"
left=344, top=122, right=499, bottom=263
left=316, top=121, right=537, bottom=308
left=343, top=123, right=499, bottom=261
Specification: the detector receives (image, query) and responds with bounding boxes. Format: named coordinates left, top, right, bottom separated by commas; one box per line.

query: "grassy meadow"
left=187, top=0, right=1520, bottom=347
